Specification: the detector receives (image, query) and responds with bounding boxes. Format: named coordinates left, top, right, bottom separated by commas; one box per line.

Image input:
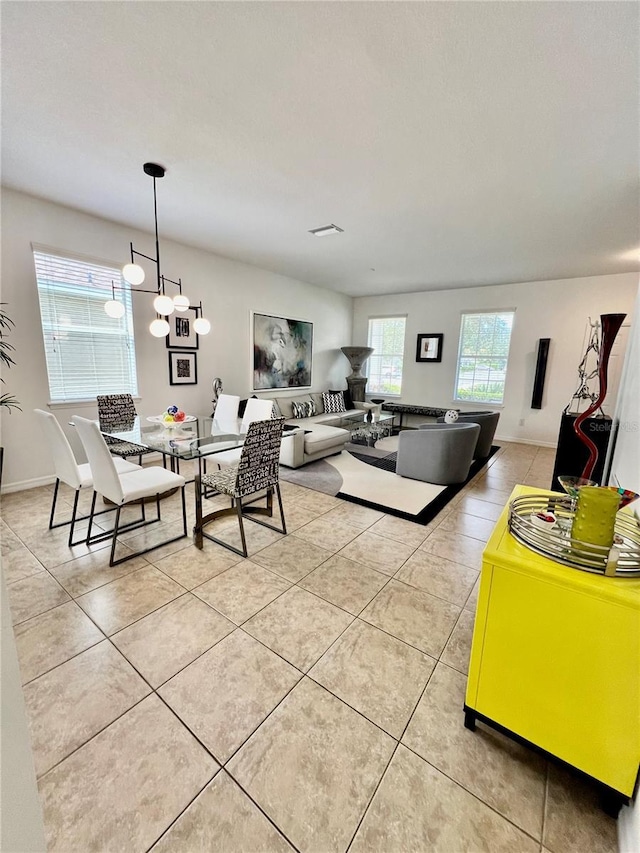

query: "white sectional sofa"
left=270, top=392, right=380, bottom=468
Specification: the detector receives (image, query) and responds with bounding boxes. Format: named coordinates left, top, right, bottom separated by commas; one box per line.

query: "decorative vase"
left=341, top=346, right=374, bottom=403
left=573, top=314, right=625, bottom=480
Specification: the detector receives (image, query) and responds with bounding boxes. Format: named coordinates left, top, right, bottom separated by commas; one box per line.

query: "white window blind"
left=454, top=310, right=515, bottom=404
left=33, top=249, right=139, bottom=403
left=367, top=316, right=407, bottom=396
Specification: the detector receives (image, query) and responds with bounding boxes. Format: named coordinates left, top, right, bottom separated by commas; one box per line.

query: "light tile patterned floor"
left=1, top=442, right=619, bottom=852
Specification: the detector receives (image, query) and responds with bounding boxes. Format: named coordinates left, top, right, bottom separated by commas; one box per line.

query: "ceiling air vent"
left=308, top=224, right=344, bottom=237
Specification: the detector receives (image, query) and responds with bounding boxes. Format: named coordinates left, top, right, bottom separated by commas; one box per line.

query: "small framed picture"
left=167, top=307, right=199, bottom=350
left=169, top=351, right=198, bottom=385
left=416, top=333, right=443, bottom=363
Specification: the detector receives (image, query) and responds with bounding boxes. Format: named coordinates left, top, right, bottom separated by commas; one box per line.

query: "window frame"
left=453, top=309, right=516, bottom=406
left=366, top=315, right=408, bottom=398
left=32, top=244, right=140, bottom=405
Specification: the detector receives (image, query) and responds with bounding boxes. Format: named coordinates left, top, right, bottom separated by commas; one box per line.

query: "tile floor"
left=2, top=442, right=619, bottom=852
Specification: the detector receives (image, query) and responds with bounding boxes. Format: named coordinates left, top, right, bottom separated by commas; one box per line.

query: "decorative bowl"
left=146, top=415, right=197, bottom=428
left=530, top=511, right=557, bottom=531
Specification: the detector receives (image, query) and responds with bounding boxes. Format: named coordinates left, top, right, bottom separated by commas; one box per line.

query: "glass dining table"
left=102, top=415, right=247, bottom=477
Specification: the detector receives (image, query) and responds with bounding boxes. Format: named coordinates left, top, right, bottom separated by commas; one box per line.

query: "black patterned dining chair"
left=97, top=394, right=165, bottom=467
left=194, top=417, right=286, bottom=557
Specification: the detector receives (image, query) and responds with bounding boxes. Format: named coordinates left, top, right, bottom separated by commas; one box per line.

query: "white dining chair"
left=214, top=398, right=274, bottom=467
left=34, top=409, right=142, bottom=547
left=72, top=416, right=187, bottom=566
left=213, top=393, right=240, bottom=422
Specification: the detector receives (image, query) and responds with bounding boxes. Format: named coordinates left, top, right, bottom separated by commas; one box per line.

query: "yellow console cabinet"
left=465, top=485, right=640, bottom=813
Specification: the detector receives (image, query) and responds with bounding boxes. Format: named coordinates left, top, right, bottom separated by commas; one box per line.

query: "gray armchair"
left=437, top=411, right=499, bottom=458
left=396, top=423, right=481, bottom=485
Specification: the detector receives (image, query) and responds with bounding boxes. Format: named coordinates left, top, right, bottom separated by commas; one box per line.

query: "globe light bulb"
left=173, top=294, right=190, bottom=312
left=104, top=300, right=125, bottom=319
left=193, top=316, right=211, bottom=335
left=149, top=318, right=170, bottom=338
left=153, top=294, right=175, bottom=316
left=122, top=263, right=145, bottom=286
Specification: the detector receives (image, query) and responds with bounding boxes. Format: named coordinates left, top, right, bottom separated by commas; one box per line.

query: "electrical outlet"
left=519, top=418, right=525, bottom=426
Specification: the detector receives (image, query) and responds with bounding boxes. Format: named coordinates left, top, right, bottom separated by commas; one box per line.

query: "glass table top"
left=334, top=411, right=395, bottom=431
left=102, top=415, right=246, bottom=460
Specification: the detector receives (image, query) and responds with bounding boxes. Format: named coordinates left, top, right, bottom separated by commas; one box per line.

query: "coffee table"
left=344, top=413, right=396, bottom=447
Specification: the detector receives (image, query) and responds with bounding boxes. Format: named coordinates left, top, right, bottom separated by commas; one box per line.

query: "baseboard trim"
left=495, top=434, right=557, bottom=449
left=1, top=475, right=55, bottom=495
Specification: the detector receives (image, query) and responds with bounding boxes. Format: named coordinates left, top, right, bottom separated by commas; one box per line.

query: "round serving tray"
left=508, top=495, right=640, bottom=577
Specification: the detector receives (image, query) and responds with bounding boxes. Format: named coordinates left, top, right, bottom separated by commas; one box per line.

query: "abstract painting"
left=252, top=313, right=313, bottom=390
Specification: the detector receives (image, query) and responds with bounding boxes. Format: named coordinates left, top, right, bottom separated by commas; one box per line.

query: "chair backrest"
left=72, top=416, right=125, bottom=504
left=213, top=394, right=240, bottom=422
left=235, top=417, right=284, bottom=498
left=34, top=409, right=83, bottom=490
left=241, top=398, right=274, bottom=430
left=435, top=411, right=499, bottom=458
left=97, top=394, right=137, bottom=429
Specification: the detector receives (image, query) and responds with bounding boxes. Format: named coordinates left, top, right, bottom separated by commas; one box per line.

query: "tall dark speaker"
left=531, top=338, right=550, bottom=409
left=551, top=413, right=612, bottom=491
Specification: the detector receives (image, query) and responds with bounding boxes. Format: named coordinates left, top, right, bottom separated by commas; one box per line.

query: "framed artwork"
left=168, top=351, right=198, bottom=385
left=416, top=333, right=443, bottom=363
left=252, top=312, right=313, bottom=390
left=167, top=307, right=198, bottom=350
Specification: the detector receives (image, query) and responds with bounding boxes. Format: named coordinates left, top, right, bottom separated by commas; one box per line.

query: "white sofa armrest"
left=279, top=428, right=305, bottom=468
left=354, top=401, right=383, bottom=416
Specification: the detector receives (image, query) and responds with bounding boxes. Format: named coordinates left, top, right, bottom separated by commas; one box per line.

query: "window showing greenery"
left=455, top=311, right=515, bottom=404
left=34, top=248, right=139, bottom=403
left=367, top=316, right=407, bottom=396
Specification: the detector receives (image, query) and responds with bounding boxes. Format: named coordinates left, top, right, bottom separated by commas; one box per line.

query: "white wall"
left=0, top=189, right=353, bottom=490
left=353, top=275, right=638, bottom=445
left=607, top=284, right=640, bottom=853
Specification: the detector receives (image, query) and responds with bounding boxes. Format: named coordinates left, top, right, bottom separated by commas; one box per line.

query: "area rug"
left=279, top=438, right=500, bottom=525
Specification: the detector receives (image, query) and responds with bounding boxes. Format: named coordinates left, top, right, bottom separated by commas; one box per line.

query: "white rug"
left=279, top=434, right=499, bottom=523
left=324, top=443, right=446, bottom=516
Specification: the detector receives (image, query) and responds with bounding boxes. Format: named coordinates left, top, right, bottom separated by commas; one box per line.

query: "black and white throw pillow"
left=291, top=399, right=317, bottom=419
left=322, top=391, right=347, bottom=414
left=329, top=388, right=354, bottom=410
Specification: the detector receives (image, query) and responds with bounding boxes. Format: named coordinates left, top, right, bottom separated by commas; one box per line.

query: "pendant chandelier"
left=104, top=162, right=210, bottom=338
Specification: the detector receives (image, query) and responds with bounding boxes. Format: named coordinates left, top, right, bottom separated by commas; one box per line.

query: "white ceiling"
left=2, top=1, right=638, bottom=297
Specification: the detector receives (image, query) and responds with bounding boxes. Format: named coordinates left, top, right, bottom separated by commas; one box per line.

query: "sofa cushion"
left=309, top=392, right=325, bottom=414
left=292, top=399, right=317, bottom=419
left=276, top=397, right=295, bottom=419
left=303, top=424, right=349, bottom=454
left=322, top=391, right=346, bottom=414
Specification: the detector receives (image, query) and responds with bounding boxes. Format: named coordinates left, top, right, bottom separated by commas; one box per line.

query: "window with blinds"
left=33, top=248, right=139, bottom=403
left=454, top=310, right=515, bottom=404
left=366, top=316, right=407, bottom=396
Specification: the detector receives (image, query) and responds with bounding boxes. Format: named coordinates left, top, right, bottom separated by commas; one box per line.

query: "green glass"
left=571, top=486, right=620, bottom=549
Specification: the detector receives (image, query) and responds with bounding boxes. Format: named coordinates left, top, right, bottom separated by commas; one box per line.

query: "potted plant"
left=0, top=304, right=21, bottom=486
